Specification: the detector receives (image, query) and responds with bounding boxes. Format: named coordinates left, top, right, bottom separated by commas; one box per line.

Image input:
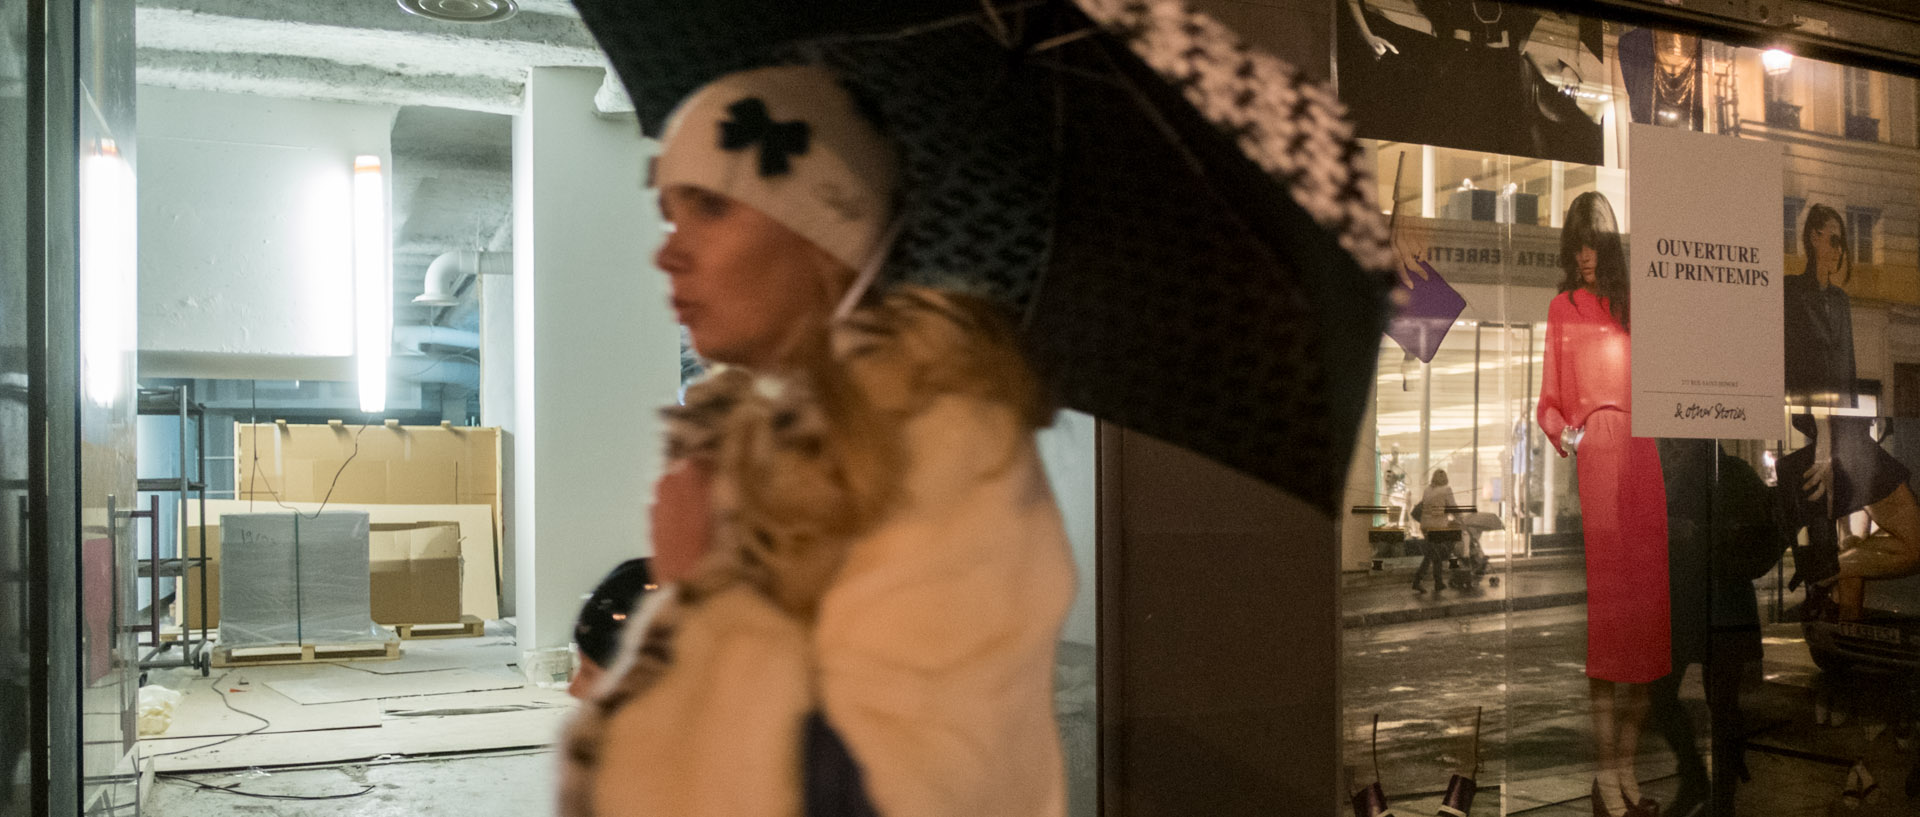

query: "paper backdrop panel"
left=233, top=422, right=502, bottom=612
left=1629, top=124, right=1783, bottom=439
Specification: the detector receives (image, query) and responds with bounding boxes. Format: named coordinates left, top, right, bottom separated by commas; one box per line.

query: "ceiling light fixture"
left=354, top=155, right=391, bottom=415
left=397, top=0, right=517, bottom=24
left=1762, top=48, right=1795, bottom=75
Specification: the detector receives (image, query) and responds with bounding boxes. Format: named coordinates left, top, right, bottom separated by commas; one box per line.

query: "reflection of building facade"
left=1730, top=50, right=1920, bottom=417
left=1346, top=38, right=1920, bottom=572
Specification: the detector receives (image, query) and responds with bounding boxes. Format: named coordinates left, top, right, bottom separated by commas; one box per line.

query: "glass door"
left=75, top=0, right=139, bottom=811
left=1, top=0, right=37, bottom=813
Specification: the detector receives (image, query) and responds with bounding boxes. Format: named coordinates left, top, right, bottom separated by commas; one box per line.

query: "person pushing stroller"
left=1413, top=471, right=1461, bottom=593
left=1413, top=470, right=1495, bottom=592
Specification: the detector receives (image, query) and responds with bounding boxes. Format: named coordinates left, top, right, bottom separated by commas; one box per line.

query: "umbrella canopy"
left=573, top=0, right=1395, bottom=514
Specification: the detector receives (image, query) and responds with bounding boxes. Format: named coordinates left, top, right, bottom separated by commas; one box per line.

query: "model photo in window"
left=1535, top=191, right=1672, bottom=817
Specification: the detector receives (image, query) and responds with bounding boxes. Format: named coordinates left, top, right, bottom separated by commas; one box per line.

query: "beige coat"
left=591, top=393, right=1076, bottom=817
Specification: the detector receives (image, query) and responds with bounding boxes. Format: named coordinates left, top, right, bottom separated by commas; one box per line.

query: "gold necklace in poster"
left=1655, top=58, right=1697, bottom=107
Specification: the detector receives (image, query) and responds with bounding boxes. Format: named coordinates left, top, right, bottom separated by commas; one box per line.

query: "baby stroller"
left=1447, top=512, right=1501, bottom=589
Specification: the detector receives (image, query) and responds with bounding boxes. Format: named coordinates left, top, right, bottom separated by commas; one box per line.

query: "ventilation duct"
left=392, top=355, right=479, bottom=388
left=414, top=250, right=509, bottom=306
left=393, top=325, right=480, bottom=353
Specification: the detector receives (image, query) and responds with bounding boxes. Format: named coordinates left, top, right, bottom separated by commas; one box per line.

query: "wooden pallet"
left=212, top=639, right=400, bottom=668
left=389, top=614, right=485, bottom=640
left=157, top=625, right=217, bottom=643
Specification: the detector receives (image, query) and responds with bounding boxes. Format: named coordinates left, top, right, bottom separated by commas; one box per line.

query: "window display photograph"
left=1340, top=12, right=1920, bottom=817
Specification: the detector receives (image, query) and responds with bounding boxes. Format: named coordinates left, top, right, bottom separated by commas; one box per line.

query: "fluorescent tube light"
left=354, top=155, right=390, bottom=414
left=80, top=142, right=136, bottom=406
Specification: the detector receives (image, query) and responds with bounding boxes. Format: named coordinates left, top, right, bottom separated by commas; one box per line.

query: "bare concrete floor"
left=145, top=750, right=556, bottom=817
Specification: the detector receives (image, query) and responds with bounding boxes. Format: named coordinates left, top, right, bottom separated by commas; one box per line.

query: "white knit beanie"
left=651, top=65, right=899, bottom=272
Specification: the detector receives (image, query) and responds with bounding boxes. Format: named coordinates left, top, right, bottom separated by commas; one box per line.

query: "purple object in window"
left=1385, top=259, right=1467, bottom=363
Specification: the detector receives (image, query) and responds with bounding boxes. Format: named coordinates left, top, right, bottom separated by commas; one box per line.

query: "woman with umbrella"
left=559, top=66, right=1076, bottom=817
left=559, top=0, right=1399, bottom=812
left=1535, top=191, right=1670, bottom=817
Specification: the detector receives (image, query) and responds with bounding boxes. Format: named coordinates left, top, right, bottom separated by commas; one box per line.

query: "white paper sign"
left=1630, top=125, right=1783, bottom=439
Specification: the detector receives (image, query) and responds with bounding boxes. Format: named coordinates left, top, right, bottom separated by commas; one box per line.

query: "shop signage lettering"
left=1671, top=402, right=1748, bottom=421
left=1422, top=246, right=1560, bottom=268
left=1643, top=238, right=1769, bottom=286
left=1629, top=124, right=1783, bottom=439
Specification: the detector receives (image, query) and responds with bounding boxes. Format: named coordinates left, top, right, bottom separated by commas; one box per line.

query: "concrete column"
left=512, top=67, right=677, bottom=676
left=1100, top=428, right=1342, bottom=817
left=480, top=262, right=516, bottom=616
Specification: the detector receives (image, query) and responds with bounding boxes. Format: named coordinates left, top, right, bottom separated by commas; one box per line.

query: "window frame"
left=1846, top=206, right=1879, bottom=265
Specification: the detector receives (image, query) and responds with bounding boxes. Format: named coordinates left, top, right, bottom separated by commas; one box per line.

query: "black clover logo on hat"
left=717, top=97, right=811, bottom=177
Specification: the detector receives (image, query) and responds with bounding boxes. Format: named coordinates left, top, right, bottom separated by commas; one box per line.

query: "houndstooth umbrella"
left=574, top=0, right=1395, bottom=515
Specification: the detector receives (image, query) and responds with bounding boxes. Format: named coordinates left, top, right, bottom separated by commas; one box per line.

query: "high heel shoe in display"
left=1840, top=761, right=1880, bottom=808
left=1436, top=707, right=1481, bottom=817
left=1591, top=775, right=1633, bottom=817
left=1619, top=784, right=1658, bottom=817
left=1351, top=715, right=1398, bottom=817
left=1591, top=780, right=1622, bottom=817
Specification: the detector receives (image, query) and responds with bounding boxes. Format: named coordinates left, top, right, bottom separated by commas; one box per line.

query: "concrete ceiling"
left=390, top=104, right=513, bottom=331
left=135, top=0, right=635, bottom=336
left=135, top=0, right=614, bottom=115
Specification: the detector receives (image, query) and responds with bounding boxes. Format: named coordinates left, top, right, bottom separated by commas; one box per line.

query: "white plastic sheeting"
left=218, top=512, right=389, bottom=647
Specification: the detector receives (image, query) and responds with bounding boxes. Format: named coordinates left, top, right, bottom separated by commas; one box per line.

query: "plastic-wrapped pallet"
left=219, top=512, right=389, bottom=647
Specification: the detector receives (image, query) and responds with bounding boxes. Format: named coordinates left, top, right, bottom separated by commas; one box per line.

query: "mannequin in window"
left=1536, top=191, right=1670, bottom=817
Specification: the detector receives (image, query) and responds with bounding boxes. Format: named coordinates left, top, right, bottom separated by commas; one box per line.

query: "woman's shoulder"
left=836, top=286, right=1051, bottom=428
left=1555, top=288, right=1611, bottom=316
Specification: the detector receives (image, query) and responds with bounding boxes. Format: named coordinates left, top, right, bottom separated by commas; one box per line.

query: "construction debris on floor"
left=137, top=621, right=573, bottom=781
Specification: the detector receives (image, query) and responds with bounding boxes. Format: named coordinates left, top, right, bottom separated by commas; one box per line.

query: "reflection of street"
left=1345, top=599, right=1920, bottom=816
left=1347, top=605, right=1618, bottom=814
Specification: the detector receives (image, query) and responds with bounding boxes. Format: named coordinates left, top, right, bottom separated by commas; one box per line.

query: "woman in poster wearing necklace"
left=1536, top=192, right=1670, bottom=817
left=1777, top=204, right=1920, bottom=620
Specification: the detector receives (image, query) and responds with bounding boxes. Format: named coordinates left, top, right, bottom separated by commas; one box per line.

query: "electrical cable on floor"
left=157, top=774, right=375, bottom=801
left=141, top=671, right=272, bottom=760
left=144, top=672, right=374, bottom=801
left=315, top=659, right=387, bottom=674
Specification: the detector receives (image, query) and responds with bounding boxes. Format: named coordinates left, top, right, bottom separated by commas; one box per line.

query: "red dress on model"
left=1537, top=289, right=1671, bottom=684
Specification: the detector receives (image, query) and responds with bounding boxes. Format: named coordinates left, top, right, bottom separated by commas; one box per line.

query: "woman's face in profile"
left=1576, top=245, right=1598, bottom=286
left=652, top=185, right=846, bottom=368
left=1809, top=221, right=1844, bottom=283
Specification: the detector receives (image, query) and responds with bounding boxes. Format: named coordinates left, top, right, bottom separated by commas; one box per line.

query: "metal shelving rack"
left=132, top=384, right=211, bottom=676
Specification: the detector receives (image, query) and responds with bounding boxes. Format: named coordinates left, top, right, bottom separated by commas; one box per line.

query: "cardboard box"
left=368, top=522, right=463, bottom=625
left=172, top=524, right=222, bottom=628
left=234, top=423, right=502, bottom=617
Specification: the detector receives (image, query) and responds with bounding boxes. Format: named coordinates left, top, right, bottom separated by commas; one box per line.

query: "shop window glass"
left=1338, top=8, right=1920, bottom=817
left=0, top=0, right=31, bottom=812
